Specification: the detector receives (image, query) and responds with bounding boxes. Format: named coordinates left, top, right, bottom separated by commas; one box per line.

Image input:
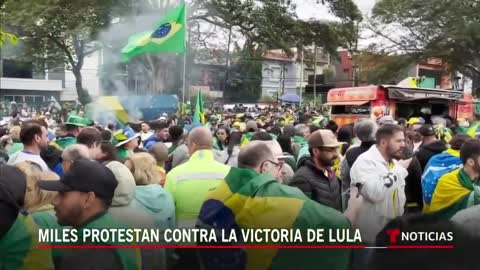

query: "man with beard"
left=38, top=160, right=141, bottom=270
left=423, top=139, right=480, bottom=218
left=290, top=129, right=342, bottom=211
left=350, top=124, right=408, bottom=244
left=8, top=120, right=50, bottom=171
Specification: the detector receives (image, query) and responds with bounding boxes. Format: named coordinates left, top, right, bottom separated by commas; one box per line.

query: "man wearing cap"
left=38, top=160, right=141, bottom=270
left=0, top=165, right=54, bottom=270
left=50, top=115, right=87, bottom=151
left=415, top=124, right=447, bottom=171
left=290, top=129, right=343, bottom=211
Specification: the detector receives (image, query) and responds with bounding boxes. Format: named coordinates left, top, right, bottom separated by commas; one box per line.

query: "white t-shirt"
left=140, top=131, right=153, bottom=142
left=8, top=151, right=50, bottom=172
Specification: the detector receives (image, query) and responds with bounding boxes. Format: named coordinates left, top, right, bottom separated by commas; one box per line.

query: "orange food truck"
left=325, top=85, right=474, bottom=126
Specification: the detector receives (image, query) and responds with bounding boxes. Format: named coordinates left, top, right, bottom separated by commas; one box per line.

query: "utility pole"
left=299, top=49, right=304, bottom=108
left=313, top=43, right=317, bottom=109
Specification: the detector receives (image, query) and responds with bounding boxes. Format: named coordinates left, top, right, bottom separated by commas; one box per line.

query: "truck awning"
left=387, top=87, right=464, bottom=101
left=325, top=101, right=369, bottom=106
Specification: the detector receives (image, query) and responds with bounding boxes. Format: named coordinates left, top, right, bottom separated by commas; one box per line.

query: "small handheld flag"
left=193, top=90, right=205, bottom=125
left=121, top=3, right=186, bottom=61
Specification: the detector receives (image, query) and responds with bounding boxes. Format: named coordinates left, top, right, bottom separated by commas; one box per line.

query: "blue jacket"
left=143, top=135, right=161, bottom=151
left=131, top=185, right=176, bottom=229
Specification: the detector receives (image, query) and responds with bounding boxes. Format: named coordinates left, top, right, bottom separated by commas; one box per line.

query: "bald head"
left=187, top=127, right=213, bottom=155
left=62, top=144, right=90, bottom=173
left=150, top=142, right=168, bottom=165
left=62, top=144, right=90, bottom=162
left=238, top=141, right=274, bottom=170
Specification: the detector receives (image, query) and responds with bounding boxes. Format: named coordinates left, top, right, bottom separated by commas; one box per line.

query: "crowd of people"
left=1, top=103, right=480, bottom=270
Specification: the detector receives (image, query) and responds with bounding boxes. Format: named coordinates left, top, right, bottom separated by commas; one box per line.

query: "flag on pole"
left=193, top=90, right=205, bottom=124
left=121, top=3, right=186, bottom=61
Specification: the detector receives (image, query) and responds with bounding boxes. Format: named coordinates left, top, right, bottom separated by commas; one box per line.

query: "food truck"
left=325, top=85, right=474, bottom=126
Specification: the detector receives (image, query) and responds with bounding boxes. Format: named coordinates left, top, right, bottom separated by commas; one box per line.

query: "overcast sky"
left=294, top=0, right=376, bottom=20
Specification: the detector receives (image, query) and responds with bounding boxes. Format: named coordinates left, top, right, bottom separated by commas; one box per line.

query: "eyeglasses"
left=263, top=160, right=283, bottom=173
left=216, top=132, right=226, bottom=136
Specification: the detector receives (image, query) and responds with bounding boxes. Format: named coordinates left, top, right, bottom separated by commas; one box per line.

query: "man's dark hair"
left=98, top=142, right=119, bottom=162
left=450, top=134, right=471, bottom=151
left=309, top=124, right=320, bottom=133
left=283, top=125, right=295, bottom=138
left=460, top=139, right=480, bottom=165
left=238, top=143, right=273, bottom=169
left=270, top=126, right=282, bottom=136
left=101, top=130, right=112, bottom=142
left=325, top=120, right=338, bottom=134
left=251, top=131, right=273, bottom=141
left=20, top=120, right=46, bottom=145
left=150, top=120, right=169, bottom=131
left=77, top=127, right=102, bottom=148
left=169, top=125, right=184, bottom=141
left=65, top=124, right=80, bottom=133
left=375, top=124, right=404, bottom=145
left=277, top=134, right=293, bottom=155
left=127, top=122, right=141, bottom=133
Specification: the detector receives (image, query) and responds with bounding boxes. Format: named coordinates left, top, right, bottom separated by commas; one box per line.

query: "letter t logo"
left=386, top=229, right=401, bottom=244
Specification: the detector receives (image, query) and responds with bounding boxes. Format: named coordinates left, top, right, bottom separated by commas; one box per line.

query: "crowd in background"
left=1, top=103, right=480, bottom=270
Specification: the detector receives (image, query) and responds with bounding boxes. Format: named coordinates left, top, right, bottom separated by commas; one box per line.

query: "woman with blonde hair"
left=125, top=153, right=175, bottom=229
left=15, top=162, right=60, bottom=229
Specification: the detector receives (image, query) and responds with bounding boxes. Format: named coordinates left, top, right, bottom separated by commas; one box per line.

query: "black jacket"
left=346, top=141, right=376, bottom=168
left=416, top=140, right=447, bottom=171
left=405, top=156, right=423, bottom=212
left=289, top=158, right=342, bottom=211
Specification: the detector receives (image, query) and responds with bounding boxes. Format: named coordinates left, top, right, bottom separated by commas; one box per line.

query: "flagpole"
left=181, top=1, right=187, bottom=115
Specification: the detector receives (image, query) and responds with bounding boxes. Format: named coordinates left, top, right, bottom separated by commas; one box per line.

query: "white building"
left=261, top=47, right=330, bottom=99
left=0, top=43, right=102, bottom=104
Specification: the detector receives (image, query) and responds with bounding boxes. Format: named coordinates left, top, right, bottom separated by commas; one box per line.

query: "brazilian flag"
left=193, top=90, right=205, bottom=124
left=197, top=168, right=353, bottom=270
left=121, top=3, right=186, bottom=61
left=424, top=168, right=480, bottom=218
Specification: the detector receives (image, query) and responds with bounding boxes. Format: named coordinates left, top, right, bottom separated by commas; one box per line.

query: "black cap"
left=38, top=160, right=117, bottom=199
left=418, top=124, right=436, bottom=136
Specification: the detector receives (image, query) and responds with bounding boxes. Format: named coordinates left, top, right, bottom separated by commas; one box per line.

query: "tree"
left=355, top=51, right=415, bottom=85
left=0, top=29, right=17, bottom=46
left=1, top=0, right=127, bottom=104
left=368, top=0, right=480, bottom=93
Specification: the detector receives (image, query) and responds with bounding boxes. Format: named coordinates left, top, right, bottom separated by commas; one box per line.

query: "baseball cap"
left=38, top=160, right=117, bottom=199
left=308, top=129, right=342, bottom=148
left=378, top=115, right=398, bottom=125
left=418, top=124, right=436, bottom=136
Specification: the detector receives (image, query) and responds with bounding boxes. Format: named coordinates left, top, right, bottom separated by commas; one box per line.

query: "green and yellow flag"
left=193, top=90, right=205, bottom=124
left=121, top=3, right=186, bottom=61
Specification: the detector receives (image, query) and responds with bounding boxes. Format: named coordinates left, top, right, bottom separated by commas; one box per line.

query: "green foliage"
left=369, top=0, right=480, bottom=92
left=0, top=30, right=17, bottom=46
left=356, top=51, right=414, bottom=85
left=1, top=0, right=124, bottom=104
left=224, top=45, right=263, bottom=102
